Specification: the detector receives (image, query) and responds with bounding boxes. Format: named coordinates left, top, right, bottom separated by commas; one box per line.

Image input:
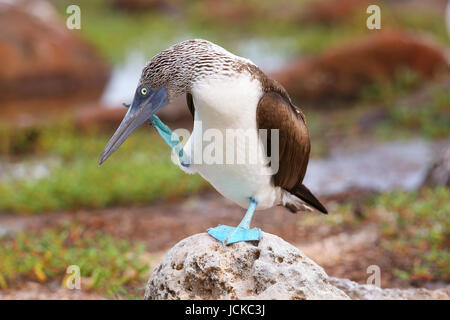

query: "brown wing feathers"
left=186, top=92, right=195, bottom=119
left=256, top=90, right=328, bottom=214
left=186, top=68, right=326, bottom=214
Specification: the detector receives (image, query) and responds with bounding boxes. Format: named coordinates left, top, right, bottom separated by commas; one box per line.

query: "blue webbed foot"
left=208, top=198, right=260, bottom=245
left=150, top=115, right=191, bottom=167
left=208, top=225, right=261, bottom=245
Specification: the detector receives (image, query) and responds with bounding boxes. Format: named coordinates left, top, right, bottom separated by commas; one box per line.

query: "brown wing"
left=256, top=91, right=327, bottom=214
left=186, top=92, right=195, bottom=119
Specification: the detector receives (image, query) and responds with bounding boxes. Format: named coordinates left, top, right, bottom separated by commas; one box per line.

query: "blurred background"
left=0, top=0, right=448, bottom=299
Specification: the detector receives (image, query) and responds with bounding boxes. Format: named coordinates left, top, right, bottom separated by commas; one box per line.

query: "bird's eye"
left=140, top=87, right=148, bottom=96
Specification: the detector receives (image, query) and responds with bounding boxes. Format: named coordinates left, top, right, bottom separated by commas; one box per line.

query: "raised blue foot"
left=208, top=198, right=261, bottom=245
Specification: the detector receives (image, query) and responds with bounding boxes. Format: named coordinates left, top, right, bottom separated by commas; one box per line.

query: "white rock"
left=144, top=232, right=350, bottom=300
left=330, top=277, right=450, bottom=300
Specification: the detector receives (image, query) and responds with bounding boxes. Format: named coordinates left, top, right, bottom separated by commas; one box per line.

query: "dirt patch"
left=0, top=192, right=321, bottom=251
left=298, top=227, right=408, bottom=288
left=0, top=281, right=105, bottom=300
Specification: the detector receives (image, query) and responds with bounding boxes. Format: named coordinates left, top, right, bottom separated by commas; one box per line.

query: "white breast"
left=182, top=72, right=281, bottom=209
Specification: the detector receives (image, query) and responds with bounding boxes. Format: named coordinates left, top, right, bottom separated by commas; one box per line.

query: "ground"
left=1, top=186, right=448, bottom=299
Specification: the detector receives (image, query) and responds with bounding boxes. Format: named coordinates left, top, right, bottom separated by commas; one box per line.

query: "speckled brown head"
left=98, top=39, right=246, bottom=165
left=138, top=39, right=252, bottom=101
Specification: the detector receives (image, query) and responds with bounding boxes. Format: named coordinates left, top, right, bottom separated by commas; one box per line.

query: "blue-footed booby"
left=98, top=39, right=327, bottom=245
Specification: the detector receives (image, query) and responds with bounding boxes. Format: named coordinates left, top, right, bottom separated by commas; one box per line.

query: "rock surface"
left=303, top=140, right=436, bottom=196
left=330, top=277, right=450, bottom=300
left=423, top=144, right=450, bottom=187
left=145, top=232, right=350, bottom=300
left=272, top=31, right=450, bottom=104
left=0, top=0, right=110, bottom=101
left=300, top=0, right=369, bottom=24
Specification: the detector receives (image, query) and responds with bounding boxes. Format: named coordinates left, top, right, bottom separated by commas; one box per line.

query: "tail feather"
left=290, top=184, right=328, bottom=214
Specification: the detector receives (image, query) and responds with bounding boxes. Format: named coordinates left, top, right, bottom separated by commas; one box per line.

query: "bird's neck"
left=190, top=73, right=263, bottom=129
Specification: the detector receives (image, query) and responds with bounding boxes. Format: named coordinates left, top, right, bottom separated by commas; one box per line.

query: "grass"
left=384, top=4, right=450, bottom=46
left=372, top=187, right=450, bottom=283
left=360, top=68, right=424, bottom=103
left=0, top=122, right=207, bottom=214
left=299, top=187, right=450, bottom=284
left=373, top=82, right=450, bottom=140
left=0, top=221, right=151, bottom=298
left=305, top=75, right=450, bottom=158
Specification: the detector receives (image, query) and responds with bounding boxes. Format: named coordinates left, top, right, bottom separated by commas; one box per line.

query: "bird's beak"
left=98, top=86, right=169, bottom=165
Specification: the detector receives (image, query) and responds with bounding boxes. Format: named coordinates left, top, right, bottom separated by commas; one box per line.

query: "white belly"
left=183, top=73, right=280, bottom=209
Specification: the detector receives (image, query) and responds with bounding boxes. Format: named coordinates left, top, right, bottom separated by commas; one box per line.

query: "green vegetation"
left=373, top=187, right=449, bottom=283
left=384, top=5, right=450, bottom=45
left=374, top=83, right=450, bottom=140
left=305, top=77, right=450, bottom=158
left=0, top=221, right=150, bottom=298
left=0, top=122, right=206, bottom=214
left=360, top=68, right=424, bottom=103
left=299, top=187, right=450, bottom=284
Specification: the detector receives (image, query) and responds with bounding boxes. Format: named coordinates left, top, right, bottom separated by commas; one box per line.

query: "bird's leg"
left=208, top=198, right=261, bottom=245
left=122, top=103, right=190, bottom=167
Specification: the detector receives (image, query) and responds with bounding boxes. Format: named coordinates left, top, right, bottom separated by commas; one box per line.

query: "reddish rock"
left=111, top=0, right=181, bottom=11
left=272, top=31, right=450, bottom=105
left=300, top=0, right=370, bottom=24
left=0, top=0, right=110, bottom=101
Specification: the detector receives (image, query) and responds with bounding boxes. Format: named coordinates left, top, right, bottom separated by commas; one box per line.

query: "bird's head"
left=97, top=80, right=170, bottom=165
left=97, top=42, right=193, bottom=166
left=98, top=39, right=242, bottom=165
